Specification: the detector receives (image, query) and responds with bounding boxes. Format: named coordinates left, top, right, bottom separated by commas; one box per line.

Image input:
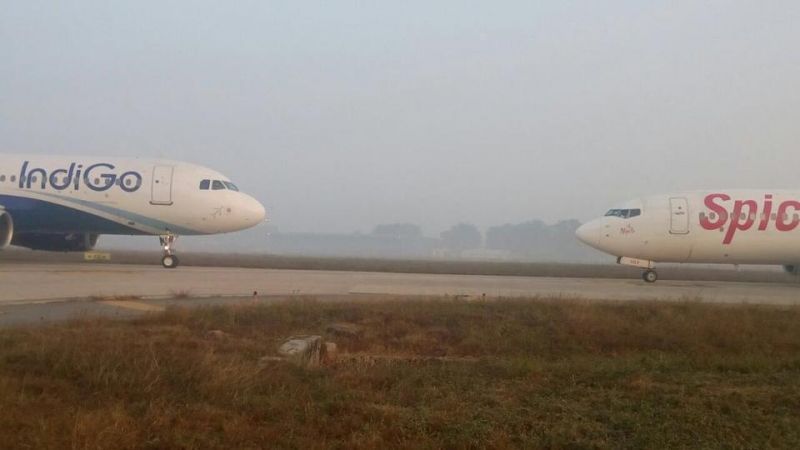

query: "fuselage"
left=0, top=154, right=266, bottom=237
left=576, top=190, right=800, bottom=265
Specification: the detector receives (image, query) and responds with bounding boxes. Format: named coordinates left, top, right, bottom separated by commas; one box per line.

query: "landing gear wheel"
left=159, top=234, right=179, bottom=269
left=162, top=254, right=179, bottom=269
left=642, top=269, right=658, bottom=283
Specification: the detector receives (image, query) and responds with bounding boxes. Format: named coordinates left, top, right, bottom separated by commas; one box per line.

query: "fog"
left=2, top=2, right=799, bottom=259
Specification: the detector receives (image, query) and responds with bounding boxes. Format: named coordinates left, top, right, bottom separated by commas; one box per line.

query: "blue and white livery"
left=0, top=154, right=266, bottom=268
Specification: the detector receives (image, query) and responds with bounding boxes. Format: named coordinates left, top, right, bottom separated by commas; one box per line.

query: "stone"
left=323, top=342, right=338, bottom=364
left=278, top=335, right=325, bottom=367
left=205, top=330, right=227, bottom=340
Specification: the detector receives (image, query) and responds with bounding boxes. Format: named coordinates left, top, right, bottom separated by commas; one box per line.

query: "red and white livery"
left=576, top=191, right=800, bottom=282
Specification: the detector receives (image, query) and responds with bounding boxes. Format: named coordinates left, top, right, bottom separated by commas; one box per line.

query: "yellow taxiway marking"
left=100, top=301, right=165, bottom=312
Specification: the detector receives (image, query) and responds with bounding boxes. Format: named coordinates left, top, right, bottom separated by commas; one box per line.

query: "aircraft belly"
left=0, top=194, right=144, bottom=234
left=687, top=231, right=800, bottom=264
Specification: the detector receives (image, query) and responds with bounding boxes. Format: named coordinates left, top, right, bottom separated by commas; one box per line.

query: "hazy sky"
left=2, top=1, right=800, bottom=234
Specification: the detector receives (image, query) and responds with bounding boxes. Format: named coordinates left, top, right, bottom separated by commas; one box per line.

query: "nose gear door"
left=669, top=197, right=690, bottom=235
left=150, top=165, right=174, bottom=206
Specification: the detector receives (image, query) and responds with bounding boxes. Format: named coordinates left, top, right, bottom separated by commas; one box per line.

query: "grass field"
left=1, top=297, right=800, bottom=449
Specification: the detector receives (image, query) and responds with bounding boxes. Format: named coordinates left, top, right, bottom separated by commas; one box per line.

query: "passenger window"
left=0, top=175, right=5, bottom=182
left=212, top=180, right=225, bottom=190
left=199, top=179, right=210, bottom=190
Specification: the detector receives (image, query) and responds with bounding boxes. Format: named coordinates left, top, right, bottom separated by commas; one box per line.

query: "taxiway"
left=2, top=263, right=799, bottom=305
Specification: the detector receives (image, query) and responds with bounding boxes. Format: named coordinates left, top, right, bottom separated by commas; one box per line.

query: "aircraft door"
left=150, top=165, right=174, bottom=206
left=669, top=197, right=690, bottom=234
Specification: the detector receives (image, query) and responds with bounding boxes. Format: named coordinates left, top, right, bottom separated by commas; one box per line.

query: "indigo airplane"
left=576, top=191, right=800, bottom=283
left=0, top=155, right=266, bottom=268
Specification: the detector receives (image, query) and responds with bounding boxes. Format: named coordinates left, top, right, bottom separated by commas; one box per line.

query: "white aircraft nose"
left=575, top=221, right=601, bottom=248
left=249, top=197, right=267, bottom=224
left=239, top=195, right=267, bottom=228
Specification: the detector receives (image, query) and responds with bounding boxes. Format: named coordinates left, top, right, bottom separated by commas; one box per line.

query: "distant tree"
left=485, top=219, right=599, bottom=262
left=485, top=220, right=546, bottom=254
left=371, top=223, right=423, bottom=239
left=440, top=223, right=483, bottom=251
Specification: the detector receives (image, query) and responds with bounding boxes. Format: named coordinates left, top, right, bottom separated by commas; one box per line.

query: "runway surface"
left=2, top=263, right=800, bottom=305
left=2, top=263, right=800, bottom=326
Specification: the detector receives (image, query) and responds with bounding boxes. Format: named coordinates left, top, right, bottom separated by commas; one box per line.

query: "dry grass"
left=1, top=297, right=800, bottom=449
left=170, top=289, right=193, bottom=299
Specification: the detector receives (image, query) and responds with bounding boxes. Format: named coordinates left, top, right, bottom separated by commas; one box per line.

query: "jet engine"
left=11, top=232, right=99, bottom=252
left=0, top=210, right=13, bottom=249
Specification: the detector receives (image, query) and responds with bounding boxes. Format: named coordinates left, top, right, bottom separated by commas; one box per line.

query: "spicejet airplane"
left=0, top=154, right=266, bottom=268
left=576, top=191, right=800, bottom=282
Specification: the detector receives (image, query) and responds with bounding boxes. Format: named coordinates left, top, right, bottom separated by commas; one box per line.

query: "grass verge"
left=1, top=297, right=799, bottom=449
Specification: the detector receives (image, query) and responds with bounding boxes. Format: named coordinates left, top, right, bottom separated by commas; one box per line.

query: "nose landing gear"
left=159, top=235, right=179, bottom=269
left=617, top=257, right=658, bottom=283
left=642, top=269, right=658, bottom=283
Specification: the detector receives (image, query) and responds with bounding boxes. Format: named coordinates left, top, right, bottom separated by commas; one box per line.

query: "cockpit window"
left=605, top=208, right=641, bottom=219
left=201, top=179, right=240, bottom=191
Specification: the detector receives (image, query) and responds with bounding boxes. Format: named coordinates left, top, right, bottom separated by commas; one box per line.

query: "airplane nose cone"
left=250, top=198, right=267, bottom=224
left=241, top=195, right=267, bottom=228
left=575, top=222, right=600, bottom=247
